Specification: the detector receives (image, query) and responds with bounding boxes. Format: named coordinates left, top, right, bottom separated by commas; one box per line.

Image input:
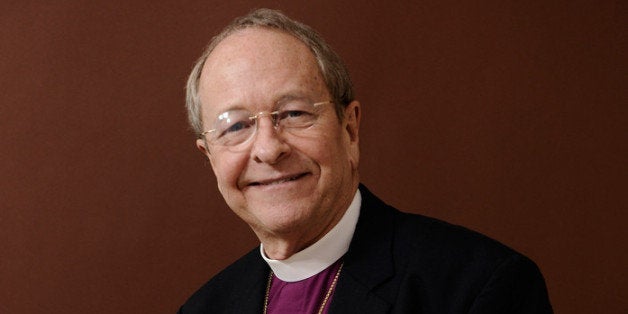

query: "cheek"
left=312, top=130, right=351, bottom=172
left=211, top=154, right=246, bottom=189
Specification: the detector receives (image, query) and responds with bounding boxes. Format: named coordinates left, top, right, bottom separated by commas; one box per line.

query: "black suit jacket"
left=179, top=185, right=552, bottom=313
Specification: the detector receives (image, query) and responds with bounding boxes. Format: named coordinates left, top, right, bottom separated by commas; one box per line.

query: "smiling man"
left=179, top=9, right=552, bottom=314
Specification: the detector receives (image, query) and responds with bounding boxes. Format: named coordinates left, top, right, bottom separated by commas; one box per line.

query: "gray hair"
left=185, top=8, right=354, bottom=135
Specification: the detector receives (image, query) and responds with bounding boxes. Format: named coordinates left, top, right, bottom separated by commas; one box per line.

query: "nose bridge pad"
left=254, top=112, right=280, bottom=135
left=256, top=111, right=279, bottom=128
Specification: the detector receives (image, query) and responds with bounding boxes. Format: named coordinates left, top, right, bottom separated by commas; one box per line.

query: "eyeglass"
left=199, top=99, right=334, bottom=149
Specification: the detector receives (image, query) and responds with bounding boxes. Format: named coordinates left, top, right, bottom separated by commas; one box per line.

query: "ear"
left=196, top=138, right=211, bottom=159
left=344, top=100, right=361, bottom=143
left=343, top=100, right=361, bottom=170
left=196, top=138, right=221, bottom=175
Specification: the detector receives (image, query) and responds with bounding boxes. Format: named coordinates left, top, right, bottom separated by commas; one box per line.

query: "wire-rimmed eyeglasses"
left=199, top=99, right=334, bottom=150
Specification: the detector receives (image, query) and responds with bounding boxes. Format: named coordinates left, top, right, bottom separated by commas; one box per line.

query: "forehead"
left=198, top=28, right=327, bottom=113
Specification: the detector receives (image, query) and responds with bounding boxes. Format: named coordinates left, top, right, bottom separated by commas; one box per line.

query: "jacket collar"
left=329, top=184, right=395, bottom=313
left=235, top=250, right=269, bottom=313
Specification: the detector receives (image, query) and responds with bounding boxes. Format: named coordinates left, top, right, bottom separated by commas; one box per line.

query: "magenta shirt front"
left=266, top=259, right=343, bottom=314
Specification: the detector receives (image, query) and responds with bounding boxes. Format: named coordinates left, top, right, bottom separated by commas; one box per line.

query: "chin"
left=254, top=206, right=313, bottom=233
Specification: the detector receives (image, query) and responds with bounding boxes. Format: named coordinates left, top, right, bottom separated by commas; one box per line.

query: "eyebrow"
left=214, top=93, right=313, bottom=114
left=274, top=94, right=312, bottom=106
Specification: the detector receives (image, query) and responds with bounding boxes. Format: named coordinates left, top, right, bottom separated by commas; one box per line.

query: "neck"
left=261, top=239, right=308, bottom=260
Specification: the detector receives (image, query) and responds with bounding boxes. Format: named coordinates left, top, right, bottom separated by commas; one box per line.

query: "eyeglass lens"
left=206, top=100, right=331, bottom=147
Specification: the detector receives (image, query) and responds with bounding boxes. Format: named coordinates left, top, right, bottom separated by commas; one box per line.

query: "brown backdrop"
left=1, top=1, right=625, bottom=313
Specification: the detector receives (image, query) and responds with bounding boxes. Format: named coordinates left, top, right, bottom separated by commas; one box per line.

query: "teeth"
left=258, top=174, right=300, bottom=186
left=269, top=176, right=296, bottom=185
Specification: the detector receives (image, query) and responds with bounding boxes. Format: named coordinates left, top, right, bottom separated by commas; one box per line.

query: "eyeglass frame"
left=198, top=100, right=335, bottom=148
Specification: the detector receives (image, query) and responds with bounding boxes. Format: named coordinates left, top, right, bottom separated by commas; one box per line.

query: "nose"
left=250, top=114, right=290, bottom=164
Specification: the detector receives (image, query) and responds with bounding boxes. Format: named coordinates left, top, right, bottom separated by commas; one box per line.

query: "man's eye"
left=220, top=121, right=250, bottom=137
left=281, top=110, right=311, bottom=119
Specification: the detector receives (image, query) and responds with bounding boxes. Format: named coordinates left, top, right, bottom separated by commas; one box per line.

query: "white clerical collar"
left=260, top=189, right=361, bottom=282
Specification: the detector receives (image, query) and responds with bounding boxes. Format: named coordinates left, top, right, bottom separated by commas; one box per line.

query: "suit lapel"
left=228, top=249, right=270, bottom=313
left=329, top=185, right=396, bottom=313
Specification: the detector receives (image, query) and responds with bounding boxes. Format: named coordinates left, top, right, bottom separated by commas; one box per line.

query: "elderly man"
left=179, top=8, right=552, bottom=314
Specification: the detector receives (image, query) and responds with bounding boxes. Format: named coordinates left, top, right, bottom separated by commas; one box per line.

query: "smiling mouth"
left=248, top=173, right=308, bottom=187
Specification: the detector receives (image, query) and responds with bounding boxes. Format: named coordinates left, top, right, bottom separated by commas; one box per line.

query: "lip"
left=243, top=172, right=309, bottom=188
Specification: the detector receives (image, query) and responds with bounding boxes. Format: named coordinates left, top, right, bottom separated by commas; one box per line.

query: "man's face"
left=195, top=28, right=360, bottom=243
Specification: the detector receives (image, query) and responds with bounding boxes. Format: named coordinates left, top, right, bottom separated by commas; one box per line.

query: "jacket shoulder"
left=356, top=186, right=551, bottom=312
left=178, top=248, right=268, bottom=314
left=395, top=210, right=518, bottom=263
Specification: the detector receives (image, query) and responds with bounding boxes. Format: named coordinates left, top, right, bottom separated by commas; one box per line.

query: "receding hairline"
left=195, top=27, right=334, bottom=113
left=200, top=27, right=325, bottom=82
left=200, top=26, right=326, bottom=80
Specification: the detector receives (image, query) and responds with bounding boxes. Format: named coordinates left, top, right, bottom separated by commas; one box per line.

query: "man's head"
left=186, top=9, right=360, bottom=255
left=186, top=8, right=354, bottom=136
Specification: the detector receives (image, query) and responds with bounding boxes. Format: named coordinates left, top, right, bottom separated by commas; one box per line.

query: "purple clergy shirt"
left=266, top=259, right=343, bottom=314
